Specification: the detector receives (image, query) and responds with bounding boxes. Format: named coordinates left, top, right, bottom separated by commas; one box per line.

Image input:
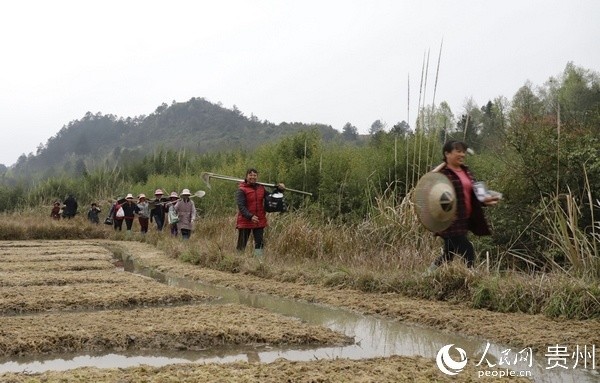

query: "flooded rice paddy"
left=0, top=240, right=597, bottom=382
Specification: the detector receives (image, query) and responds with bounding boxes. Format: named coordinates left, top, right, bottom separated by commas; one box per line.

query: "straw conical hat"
left=414, top=172, right=456, bottom=232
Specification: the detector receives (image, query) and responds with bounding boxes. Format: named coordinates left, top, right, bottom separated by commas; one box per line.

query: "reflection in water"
left=0, top=257, right=596, bottom=382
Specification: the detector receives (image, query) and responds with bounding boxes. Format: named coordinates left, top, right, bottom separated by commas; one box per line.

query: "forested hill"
left=6, top=97, right=341, bottom=182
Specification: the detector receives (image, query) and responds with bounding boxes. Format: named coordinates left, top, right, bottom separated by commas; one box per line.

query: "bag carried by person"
left=104, top=217, right=113, bottom=225
left=116, top=205, right=125, bottom=218
left=264, top=192, right=287, bottom=213
left=168, top=205, right=179, bottom=224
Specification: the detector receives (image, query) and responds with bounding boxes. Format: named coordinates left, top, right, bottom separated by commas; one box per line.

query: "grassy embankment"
left=1, top=204, right=598, bottom=321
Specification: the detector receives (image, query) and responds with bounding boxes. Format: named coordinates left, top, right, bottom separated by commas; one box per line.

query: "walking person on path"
left=174, top=188, right=196, bottom=240
left=427, top=140, right=500, bottom=273
left=235, top=168, right=285, bottom=260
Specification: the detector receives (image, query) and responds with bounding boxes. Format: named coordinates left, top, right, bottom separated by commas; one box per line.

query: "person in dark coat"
left=62, top=194, right=78, bottom=219
left=121, top=193, right=140, bottom=232
left=87, top=203, right=101, bottom=224
left=150, top=189, right=166, bottom=231
left=428, top=140, right=500, bottom=271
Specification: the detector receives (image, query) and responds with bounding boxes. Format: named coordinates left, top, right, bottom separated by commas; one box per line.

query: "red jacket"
left=236, top=182, right=267, bottom=229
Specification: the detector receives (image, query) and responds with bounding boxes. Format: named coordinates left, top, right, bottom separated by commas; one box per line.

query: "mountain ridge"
left=5, top=97, right=341, bottom=182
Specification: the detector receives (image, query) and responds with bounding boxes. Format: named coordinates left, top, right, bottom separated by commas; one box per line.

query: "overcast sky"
left=1, top=0, right=598, bottom=166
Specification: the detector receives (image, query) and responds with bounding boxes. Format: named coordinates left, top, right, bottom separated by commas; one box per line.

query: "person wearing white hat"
left=174, top=188, right=196, bottom=240
left=166, top=191, right=180, bottom=236
left=136, top=194, right=150, bottom=234
left=150, top=189, right=166, bottom=231
left=121, top=193, right=141, bottom=233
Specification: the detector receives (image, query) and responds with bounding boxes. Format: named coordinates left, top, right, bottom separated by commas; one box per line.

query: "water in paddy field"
left=0, top=255, right=597, bottom=383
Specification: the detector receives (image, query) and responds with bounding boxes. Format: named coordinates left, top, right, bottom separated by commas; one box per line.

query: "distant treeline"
left=1, top=97, right=347, bottom=183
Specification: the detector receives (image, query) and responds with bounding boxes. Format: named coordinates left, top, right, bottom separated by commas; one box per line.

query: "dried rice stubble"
left=0, top=269, right=138, bottom=287
left=0, top=252, right=112, bottom=263
left=0, top=259, right=114, bottom=272
left=0, top=279, right=212, bottom=314
left=0, top=240, right=108, bottom=254
left=0, top=304, right=352, bottom=356
left=0, top=355, right=532, bottom=382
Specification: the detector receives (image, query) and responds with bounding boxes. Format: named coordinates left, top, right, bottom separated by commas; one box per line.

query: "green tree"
left=341, top=122, right=358, bottom=140
left=479, top=97, right=508, bottom=153
left=369, top=120, right=385, bottom=135
left=389, top=121, right=410, bottom=137
left=555, top=62, right=600, bottom=129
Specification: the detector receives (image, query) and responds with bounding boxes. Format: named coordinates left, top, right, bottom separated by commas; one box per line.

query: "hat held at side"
left=413, top=172, right=456, bottom=232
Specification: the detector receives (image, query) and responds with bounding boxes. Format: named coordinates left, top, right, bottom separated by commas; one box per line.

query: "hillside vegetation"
left=3, top=97, right=341, bottom=183
left=1, top=62, right=599, bottom=283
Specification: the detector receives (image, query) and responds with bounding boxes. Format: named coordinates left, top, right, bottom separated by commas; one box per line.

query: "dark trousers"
left=124, top=218, right=134, bottom=230
left=114, top=219, right=123, bottom=231
left=139, top=217, right=149, bottom=233
left=237, top=228, right=264, bottom=251
left=181, top=228, right=191, bottom=240
left=435, top=235, right=475, bottom=268
left=152, top=214, right=164, bottom=231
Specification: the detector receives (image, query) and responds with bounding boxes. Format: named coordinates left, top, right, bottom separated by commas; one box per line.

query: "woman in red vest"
left=428, top=140, right=500, bottom=272
left=235, top=168, right=285, bottom=259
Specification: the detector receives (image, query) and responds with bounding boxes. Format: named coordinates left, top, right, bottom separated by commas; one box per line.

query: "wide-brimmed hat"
left=125, top=193, right=134, bottom=200
left=413, top=172, right=456, bottom=232
left=154, top=189, right=164, bottom=195
left=180, top=188, right=191, bottom=196
left=169, top=191, right=179, bottom=199
left=138, top=193, right=146, bottom=199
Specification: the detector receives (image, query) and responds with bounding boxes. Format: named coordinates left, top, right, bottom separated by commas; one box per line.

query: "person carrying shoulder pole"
left=235, top=168, right=285, bottom=260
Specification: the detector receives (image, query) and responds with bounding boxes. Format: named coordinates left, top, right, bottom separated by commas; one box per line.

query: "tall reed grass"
left=537, top=190, right=600, bottom=280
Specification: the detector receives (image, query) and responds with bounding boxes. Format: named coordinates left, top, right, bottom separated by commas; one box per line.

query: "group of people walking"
left=107, top=189, right=197, bottom=240
left=100, top=170, right=285, bottom=256
left=49, top=169, right=285, bottom=257
left=50, top=194, right=79, bottom=220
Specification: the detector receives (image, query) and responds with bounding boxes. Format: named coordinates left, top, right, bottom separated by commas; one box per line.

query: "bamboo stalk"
left=407, top=73, right=410, bottom=130
left=413, top=52, right=426, bottom=185
left=556, top=100, right=561, bottom=195
left=426, top=39, right=443, bottom=169
left=463, top=113, right=470, bottom=141
left=583, top=165, right=598, bottom=259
